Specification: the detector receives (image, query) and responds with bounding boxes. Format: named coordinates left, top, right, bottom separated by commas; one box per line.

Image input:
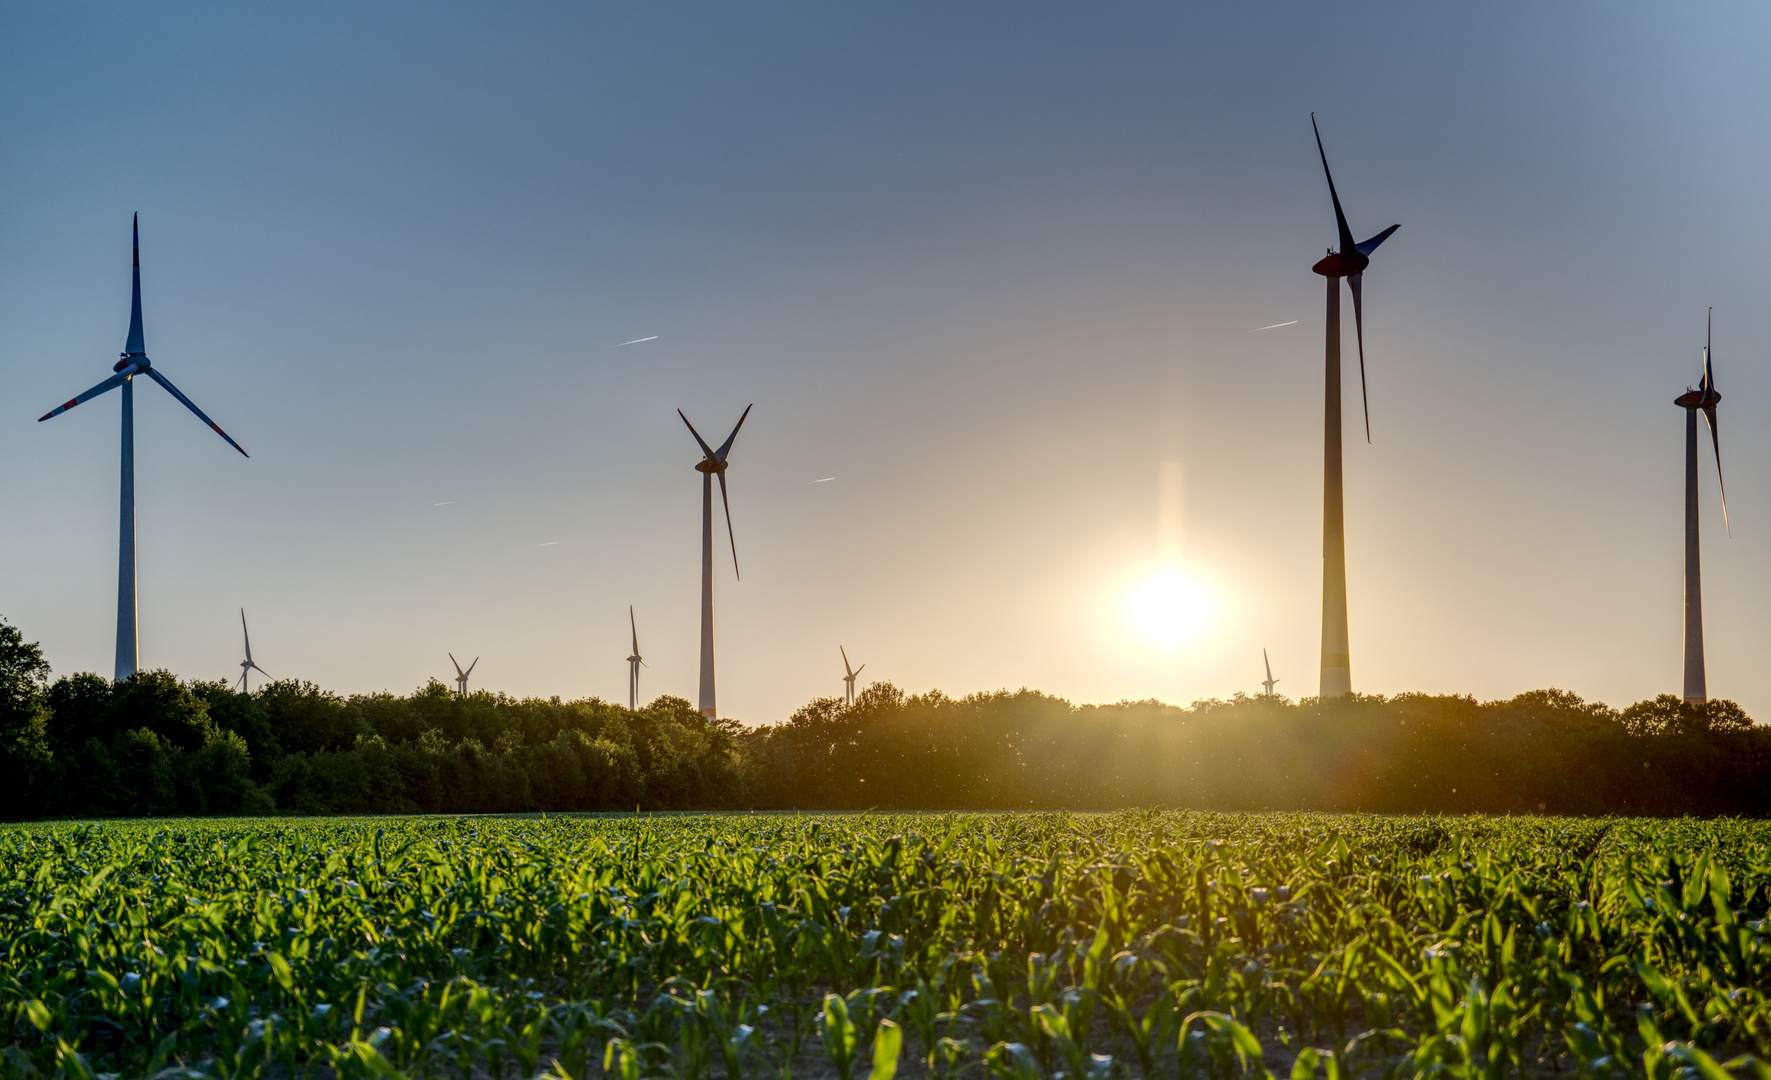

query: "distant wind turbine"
left=1675, top=310, right=1729, bottom=705
left=679, top=406, right=751, bottom=719
left=1308, top=114, right=1400, bottom=699
left=237, top=610, right=271, bottom=691
left=1261, top=649, right=1279, bottom=697
left=449, top=653, right=478, bottom=697
left=626, top=606, right=646, bottom=711
left=37, top=215, right=249, bottom=682
left=841, top=646, right=865, bottom=706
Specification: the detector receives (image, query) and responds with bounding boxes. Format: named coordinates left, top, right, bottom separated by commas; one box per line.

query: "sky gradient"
left=3, top=2, right=1770, bottom=723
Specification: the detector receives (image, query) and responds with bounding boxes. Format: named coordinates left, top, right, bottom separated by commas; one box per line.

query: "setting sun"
left=1119, top=564, right=1217, bottom=651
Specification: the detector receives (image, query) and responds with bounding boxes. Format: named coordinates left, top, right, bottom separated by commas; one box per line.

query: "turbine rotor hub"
left=695, top=458, right=726, bottom=474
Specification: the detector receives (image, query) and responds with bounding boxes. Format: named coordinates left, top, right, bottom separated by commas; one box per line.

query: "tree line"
left=0, top=617, right=1763, bottom=819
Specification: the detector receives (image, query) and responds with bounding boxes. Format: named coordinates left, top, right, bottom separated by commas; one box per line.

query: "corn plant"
left=0, top=812, right=1765, bottom=1079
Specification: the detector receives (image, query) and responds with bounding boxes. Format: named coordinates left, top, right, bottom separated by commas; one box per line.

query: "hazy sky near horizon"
left=3, top=3, right=1770, bottom=723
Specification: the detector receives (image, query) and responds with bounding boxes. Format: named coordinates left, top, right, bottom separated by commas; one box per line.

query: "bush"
left=0, top=612, right=1762, bottom=819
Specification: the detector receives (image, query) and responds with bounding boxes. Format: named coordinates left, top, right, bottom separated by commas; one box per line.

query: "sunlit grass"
left=4, top=812, right=1768, bottom=1078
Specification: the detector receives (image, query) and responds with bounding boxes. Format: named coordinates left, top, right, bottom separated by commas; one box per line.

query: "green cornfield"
left=1, top=812, right=1767, bottom=1079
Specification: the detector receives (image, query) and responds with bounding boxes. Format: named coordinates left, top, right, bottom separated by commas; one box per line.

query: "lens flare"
left=1120, top=565, right=1216, bottom=651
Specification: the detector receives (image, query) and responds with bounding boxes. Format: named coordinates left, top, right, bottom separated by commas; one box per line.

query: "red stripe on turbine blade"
left=212, top=422, right=248, bottom=455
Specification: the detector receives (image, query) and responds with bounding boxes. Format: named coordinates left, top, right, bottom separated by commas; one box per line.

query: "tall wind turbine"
left=1675, top=309, right=1728, bottom=705
left=237, top=609, right=272, bottom=691
left=626, top=606, right=646, bottom=711
left=840, top=646, right=865, bottom=706
left=1308, top=115, right=1399, bottom=699
left=1261, top=648, right=1279, bottom=697
left=679, top=406, right=751, bottom=719
left=37, top=215, right=249, bottom=682
left=449, top=653, right=478, bottom=697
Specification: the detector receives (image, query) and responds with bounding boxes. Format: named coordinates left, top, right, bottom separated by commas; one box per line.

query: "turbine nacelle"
left=679, top=405, right=751, bottom=580
left=1678, top=309, right=1727, bottom=534
left=1311, top=250, right=1368, bottom=277
left=237, top=609, right=270, bottom=691
left=38, top=220, right=247, bottom=457
left=449, top=653, right=479, bottom=696
left=1310, top=113, right=1400, bottom=444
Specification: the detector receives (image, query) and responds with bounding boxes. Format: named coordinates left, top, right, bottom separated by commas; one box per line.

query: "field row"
left=0, top=812, right=1767, bottom=1079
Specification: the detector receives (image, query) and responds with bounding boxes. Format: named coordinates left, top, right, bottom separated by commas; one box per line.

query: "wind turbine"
left=840, top=646, right=865, bottom=706
left=1675, top=309, right=1728, bottom=705
left=237, top=609, right=271, bottom=691
left=449, top=653, right=478, bottom=697
left=1308, top=115, right=1399, bottom=699
left=1260, top=648, right=1279, bottom=697
left=626, top=606, right=646, bottom=710
left=679, top=405, right=751, bottom=719
left=37, top=215, right=249, bottom=682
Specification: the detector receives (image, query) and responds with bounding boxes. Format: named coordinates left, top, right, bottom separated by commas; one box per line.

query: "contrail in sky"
left=433, top=501, right=454, bottom=506
left=537, top=541, right=558, bottom=547
left=808, top=477, right=836, bottom=484
left=616, top=336, right=658, bottom=346
left=1247, top=320, right=1298, bottom=332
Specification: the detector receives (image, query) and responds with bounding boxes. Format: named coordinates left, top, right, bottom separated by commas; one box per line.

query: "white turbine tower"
left=1260, top=649, right=1279, bottom=697
left=626, top=606, right=646, bottom=711
left=237, top=609, right=271, bottom=691
left=1307, top=116, right=1400, bottom=699
left=679, top=406, right=751, bottom=719
left=841, top=646, right=865, bottom=706
left=449, top=653, right=478, bottom=698
left=37, top=216, right=249, bottom=681
left=1674, top=310, right=1728, bottom=705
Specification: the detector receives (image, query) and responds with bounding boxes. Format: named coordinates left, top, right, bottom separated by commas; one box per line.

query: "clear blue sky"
left=3, top=2, right=1769, bottom=722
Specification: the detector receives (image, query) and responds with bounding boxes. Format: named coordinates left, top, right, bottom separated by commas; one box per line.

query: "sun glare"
left=1120, top=565, right=1216, bottom=651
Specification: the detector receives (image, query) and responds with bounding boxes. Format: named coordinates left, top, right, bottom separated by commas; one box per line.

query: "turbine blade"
left=715, top=404, right=753, bottom=462
left=841, top=646, right=852, bottom=677
left=1704, top=404, right=1728, bottom=535
left=1702, top=309, right=1727, bottom=534
left=143, top=368, right=249, bottom=457
left=1702, top=309, right=1716, bottom=395
left=1355, top=224, right=1400, bottom=256
left=631, top=605, right=639, bottom=654
left=250, top=661, right=271, bottom=677
left=450, top=652, right=464, bottom=677
left=126, top=213, right=145, bottom=356
left=241, top=609, right=253, bottom=662
left=466, top=657, right=478, bottom=677
left=717, top=471, right=739, bottom=579
left=1263, top=648, right=1273, bottom=682
left=678, top=410, right=717, bottom=461
left=854, top=664, right=864, bottom=678
left=38, top=369, right=132, bottom=421
left=1348, top=274, right=1371, bottom=443
left=1311, top=114, right=1357, bottom=256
